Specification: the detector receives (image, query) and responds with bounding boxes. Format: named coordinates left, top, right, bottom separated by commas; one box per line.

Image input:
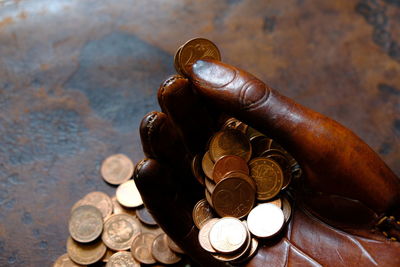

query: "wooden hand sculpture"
left=135, top=60, right=400, bottom=266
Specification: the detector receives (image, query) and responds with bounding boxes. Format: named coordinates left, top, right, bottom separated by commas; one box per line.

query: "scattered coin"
left=106, top=251, right=140, bottom=267
left=212, top=176, right=255, bottom=218
left=111, top=196, right=136, bottom=217
left=201, top=151, right=214, bottom=179
left=192, top=199, right=215, bottom=229
left=247, top=203, right=284, bottom=238
left=66, top=237, right=106, bottom=265
left=53, top=253, right=84, bottom=267
left=166, top=235, right=184, bottom=254
left=101, top=154, right=134, bottom=185
left=137, top=206, right=157, bottom=226
left=212, top=155, right=249, bottom=183
left=249, top=157, right=283, bottom=200
left=209, top=217, right=248, bottom=254
left=130, top=233, right=157, bottom=264
left=116, top=180, right=143, bottom=208
left=198, top=218, right=219, bottom=253
left=152, top=233, right=182, bottom=265
left=68, top=205, right=103, bottom=243
left=177, top=38, right=221, bottom=77
left=102, top=214, right=142, bottom=251
left=81, top=191, right=113, bottom=219
left=209, top=129, right=252, bottom=162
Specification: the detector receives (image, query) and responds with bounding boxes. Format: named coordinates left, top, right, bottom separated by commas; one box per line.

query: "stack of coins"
left=191, top=118, right=299, bottom=263
left=53, top=154, right=185, bottom=266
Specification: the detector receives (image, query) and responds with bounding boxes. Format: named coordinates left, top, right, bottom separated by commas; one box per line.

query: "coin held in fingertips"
left=249, top=157, right=283, bottom=201
left=101, top=154, right=134, bottom=185
left=212, top=155, right=249, bottom=183
left=106, top=251, right=140, bottom=267
left=53, top=253, right=84, bottom=267
left=137, top=206, right=157, bottom=226
left=209, top=217, right=248, bottom=254
left=130, top=233, right=157, bottom=264
left=209, top=129, right=252, bottom=162
left=202, top=151, right=214, bottom=179
left=66, top=237, right=107, bottom=265
left=102, top=214, right=142, bottom=251
left=68, top=205, right=103, bottom=243
left=198, top=218, right=219, bottom=253
left=247, top=203, right=284, bottom=238
left=116, top=180, right=143, bottom=208
left=177, top=37, right=221, bottom=77
left=192, top=199, right=215, bottom=229
left=151, top=233, right=182, bottom=265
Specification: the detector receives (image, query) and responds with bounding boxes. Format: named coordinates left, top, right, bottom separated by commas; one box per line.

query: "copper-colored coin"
left=246, top=126, right=264, bottom=140
left=178, top=38, right=221, bottom=77
left=111, top=196, right=136, bottom=217
left=212, top=155, right=249, bottom=183
left=53, top=253, right=84, bottom=267
left=69, top=205, right=103, bottom=243
left=230, top=238, right=259, bottom=265
left=201, top=151, right=214, bottom=179
left=141, top=222, right=163, bottom=236
left=137, top=206, right=157, bottom=226
left=212, top=177, right=255, bottom=218
left=192, top=199, right=215, bottom=229
left=247, top=203, right=284, bottom=238
left=166, top=236, right=184, bottom=254
left=209, top=129, right=252, bottom=162
left=262, top=149, right=292, bottom=190
left=222, top=118, right=248, bottom=133
left=101, top=154, right=134, bottom=185
left=130, top=233, right=157, bottom=265
left=250, top=135, right=273, bottom=158
left=198, top=218, right=219, bottom=253
left=116, top=180, right=143, bottom=208
left=209, top=217, right=247, bottom=254
left=265, top=197, right=282, bottom=208
left=66, top=237, right=106, bottom=265
left=281, top=195, right=292, bottom=223
left=204, top=176, right=216, bottom=194
left=80, top=191, right=113, bottom=219
left=102, top=214, right=142, bottom=251
left=222, top=171, right=256, bottom=191
left=106, top=251, right=139, bottom=267
left=102, top=249, right=114, bottom=263
left=174, top=45, right=184, bottom=75
left=205, top=189, right=213, bottom=208
left=151, top=233, right=182, bottom=264
left=191, top=154, right=205, bottom=186
left=249, top=157, right=283, bottom=200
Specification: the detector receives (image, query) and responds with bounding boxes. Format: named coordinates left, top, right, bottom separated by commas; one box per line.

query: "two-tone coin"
left=101, top=154, right=134, bottom=185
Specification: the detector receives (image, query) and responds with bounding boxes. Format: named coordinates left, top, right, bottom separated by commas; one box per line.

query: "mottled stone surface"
left=0, top=0, right=398, bottom=266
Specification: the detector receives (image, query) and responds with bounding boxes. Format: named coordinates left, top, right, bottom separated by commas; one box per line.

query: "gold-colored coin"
left=204, top=176, right=216, bottom=194
left=281, top=195, right=292, bottom=223
left=116, top=180, right=143, bottom=208
left=80, top=191, right=113, bottom=219
left=209, top=129, right=252, bottom=162
left=205, top=189, right=213, bottom=208
left=130, top=233, right=157, bottom=264
left=247, top=203, right=284, bottom=238
left=246, top=126, right=264, bottom=140
left=262, top=149, right=292, bottom=189
left=166, top=235, right=184, bottom=254
left=222, top=118, right=248, bottom=133
left=178, top=38, right=221, bottom=77
left=191, top=154, right=205, bottom=186
left=151, top=233, right=182, bottom=265
left=66, top=237, right=106, bottom=265
left=249, top=157, right=283, bottom=200
left=198, top=218, right=219, bottom=253
left=53, top=253, right=84, bottom=267
left=68, top=205, right=103, bottom=243
left=192, top=199, right=215, bottom=229
left=111, top=196, right=136, bottom=217
left=265, top=197, right=282, bottom=208
left=102, top=214, right=142, bottom=251
left=102, top=249, right=114, bottom=263
left=201, top=151, right=214, bottom=179
left=101, top=154, right=134, bottom=185
left=174, top=45, right=184, bottom=75
left=106, top=251, right=140, bottom=267
left=209, top=217, right=247, bottom=254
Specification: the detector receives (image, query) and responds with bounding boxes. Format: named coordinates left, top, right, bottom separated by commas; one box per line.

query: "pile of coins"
left=53, top=154, right=185, bottom=266
left=191, top=118, right=299, bottom=263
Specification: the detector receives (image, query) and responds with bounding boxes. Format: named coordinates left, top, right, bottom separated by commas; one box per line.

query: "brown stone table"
left=0, top=0, right=399, bottom=266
